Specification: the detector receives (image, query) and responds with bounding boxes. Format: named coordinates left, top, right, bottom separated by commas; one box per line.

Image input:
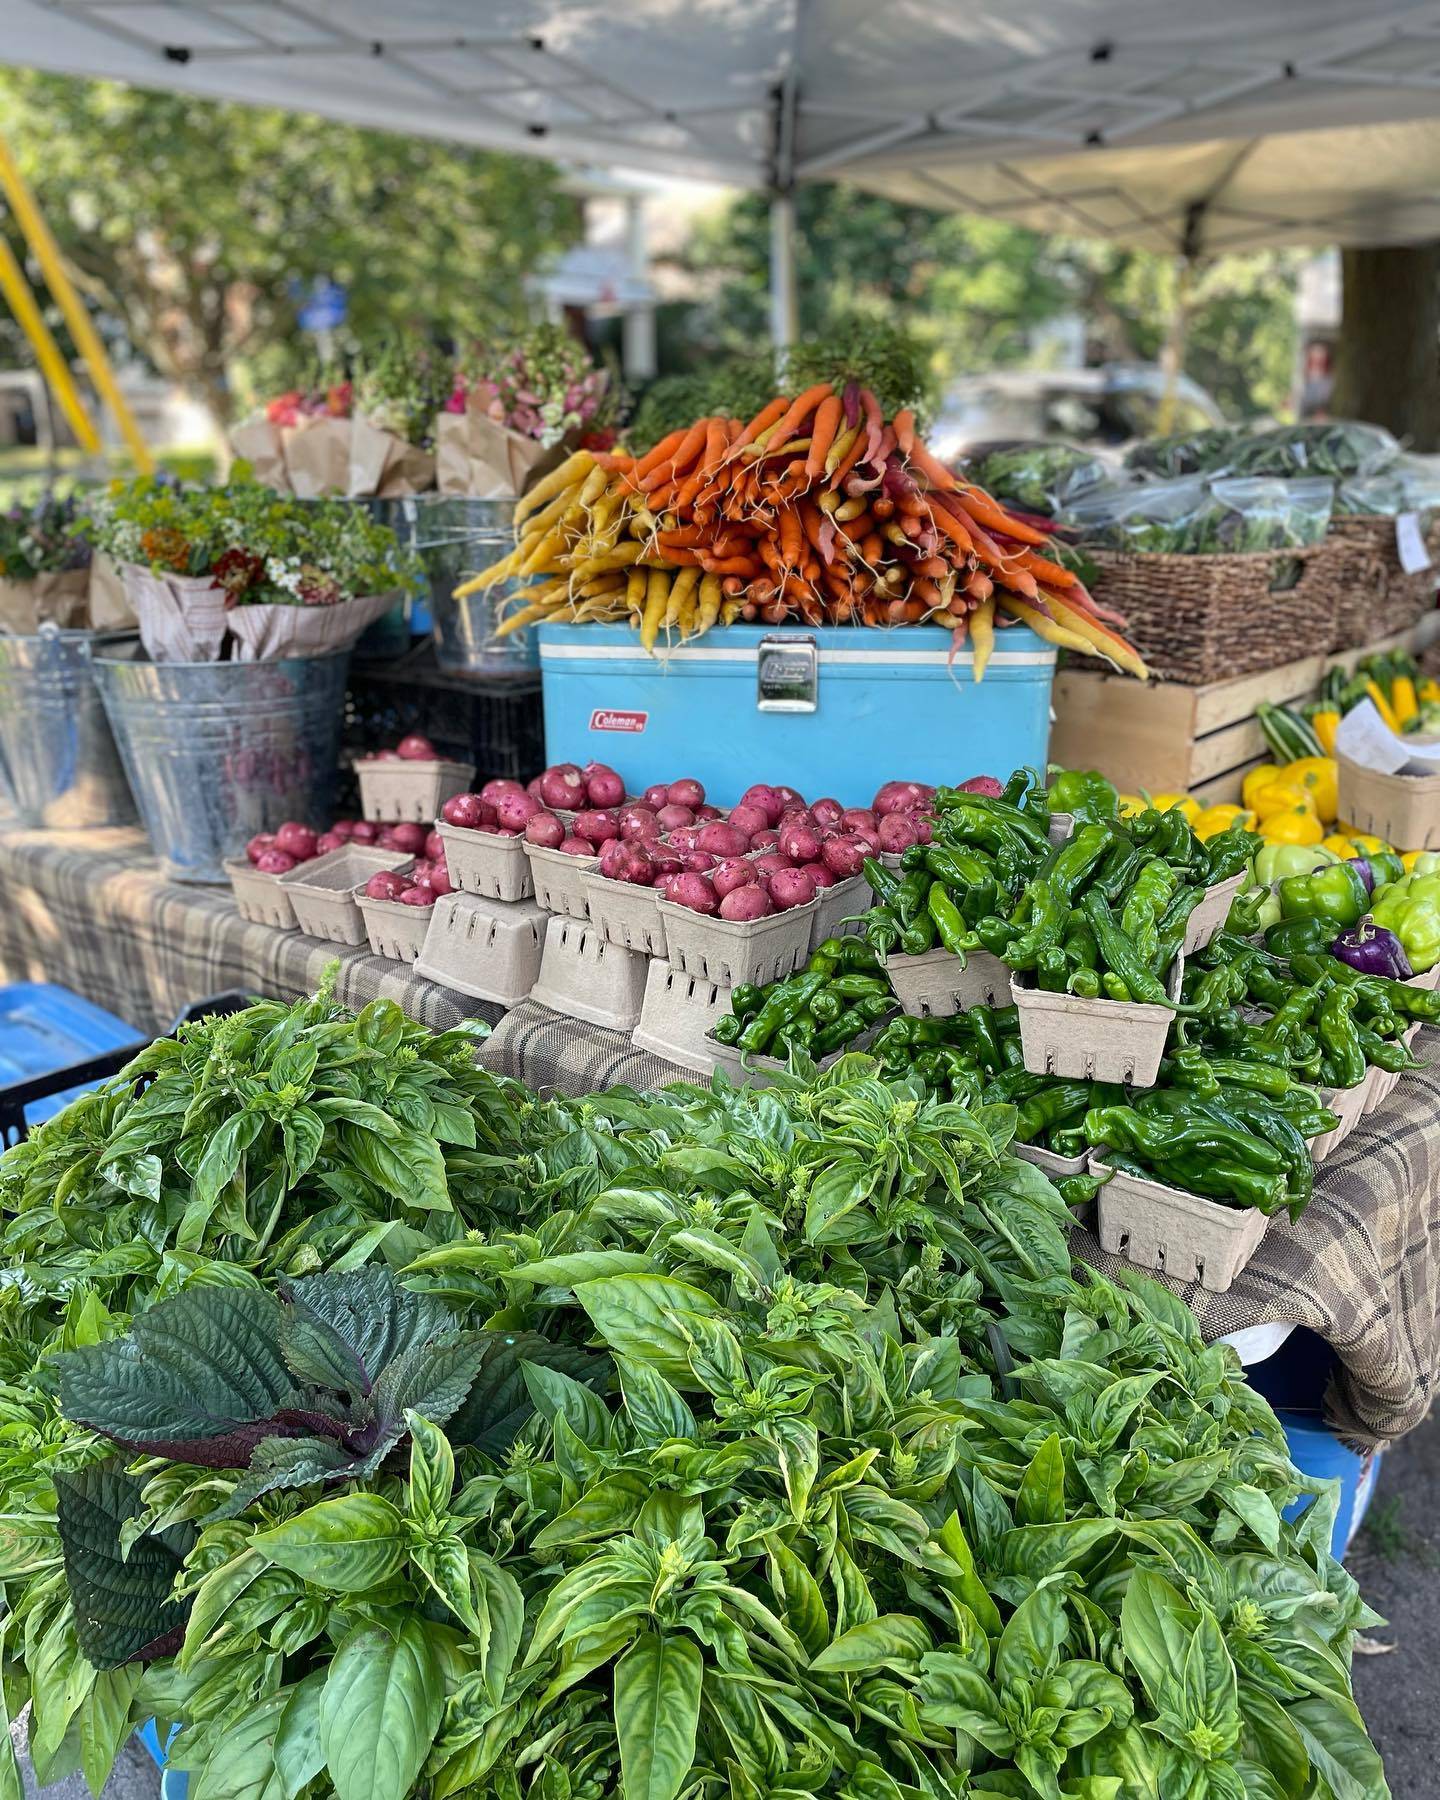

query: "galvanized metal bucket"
left=0, top=628, right=137, bottom=829
left=92, top=639, right=350, bottom=884
left=418, top=498, right=541, bottom=674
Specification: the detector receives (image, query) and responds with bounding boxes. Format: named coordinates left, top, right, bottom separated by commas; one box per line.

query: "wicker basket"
left=1327, top=513, right=1439, bottom=650
left=1082, top=539, right=1342, bottom=684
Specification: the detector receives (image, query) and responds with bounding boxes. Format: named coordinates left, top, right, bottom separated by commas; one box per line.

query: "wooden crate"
left=1049, top=614, right=1440, bottom=805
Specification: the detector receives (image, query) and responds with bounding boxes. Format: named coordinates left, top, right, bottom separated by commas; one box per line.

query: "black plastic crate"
left=342, top=642, right=545, bottom=810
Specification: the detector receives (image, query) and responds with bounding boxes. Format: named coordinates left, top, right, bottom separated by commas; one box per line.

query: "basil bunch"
left=0, top=1011, right=1388, bottom=1800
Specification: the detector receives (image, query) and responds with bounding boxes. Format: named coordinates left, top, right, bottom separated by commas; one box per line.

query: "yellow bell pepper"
left=1116, top=793, right=1148, bottom=820
left=1192, top=804, right=1255, bottom=841
left=1149, top=792, right=1200, bottom=824
left=1262, top=806, right=1324, bottom=847
left=1241, top=764, right=1282, bottom=810
left=1250, top=780, right=1317, bottom=823
left=1322, top=833, right=1358, bottom=859
left=1309, top=708, right=1341, bottom=755
left=1282, top=755, right=1338, bottom=824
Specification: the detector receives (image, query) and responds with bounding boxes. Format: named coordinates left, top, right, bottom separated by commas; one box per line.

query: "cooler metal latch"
left=756, top=635, right=818, bottom=713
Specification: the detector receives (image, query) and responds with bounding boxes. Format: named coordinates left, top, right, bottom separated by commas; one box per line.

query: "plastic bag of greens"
left=1065, top=475, right=1332, bottom=554
left=967, top=441, right=1113, bottom=514
left=1122, top=426, right=1242, bottom=480
left=1227, top=421, right=1399, bottom=479
left=1338, top=453, right=1440, bottom=520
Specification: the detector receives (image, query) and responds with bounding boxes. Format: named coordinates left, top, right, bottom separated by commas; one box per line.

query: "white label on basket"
left=1396, top=511, right=1431, bottom=574
left=590, top=708, right=647, bottom=733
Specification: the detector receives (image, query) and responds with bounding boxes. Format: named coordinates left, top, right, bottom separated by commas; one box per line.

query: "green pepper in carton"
left=1276, top=861, right=1368, bottom=930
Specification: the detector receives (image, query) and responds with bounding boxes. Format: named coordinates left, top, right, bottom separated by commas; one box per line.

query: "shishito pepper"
left=1046, top=768, right=1119, bottom=825
left=1318, top=983, right=1367, bottom=1089
left=1079, top=889, right=1173, bottom=1006
left=738, top=970, right=829, bottom=1053
left=1276, top=861, right=1368, bottom=930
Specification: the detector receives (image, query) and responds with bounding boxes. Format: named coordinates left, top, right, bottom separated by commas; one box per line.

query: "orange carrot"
left=805, top=396, right=844, bottom=479
left=727, top=395, right=790, bottom=457
left=633, top=428, right=688, bottom=480
left=1004, top=546, right=1079, bottom=587
left=893, top=409, right=916, bottom=456
left=953, top=485, right=1050, bottom=547
left=765, top=383, right=833, bottom=452
left=639, top=419, right=707, bottom=492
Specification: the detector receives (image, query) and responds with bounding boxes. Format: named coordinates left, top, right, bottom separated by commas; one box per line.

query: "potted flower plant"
left=0, top=491, right=93, bottom=633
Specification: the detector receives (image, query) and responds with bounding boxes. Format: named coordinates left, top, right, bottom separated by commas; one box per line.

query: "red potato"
left=399, top=885, right=436, bottom=906
left=396, top=734, right=437, bottom=761
left=749, top=828, right=780, bottom=852
left=427, top=864, right=454, bottom=896
left=801, top=861, right=837, bottom=889
left=811, top=797, right=845, bottom=827
left=957, top=774, right=1004, bottom=798
left=822, top=835, right=868, bottom=876
left=776, top=785, right=805, bottom=806
left=314, top=830, right=347, bottom=857
left=739, top=783, right=785, bottom=826
left=616, top=849, right=656, bottom=886
left=643, top=783, right=670, bottom=810
left=650, top=851, right=682, bottom=878
left=365, top=870, right=409, bottom=901
left=245, top=832, right=277, bottom=865
left=424, top=829, right=445, bottom=860
left=695, top=804, right=723, bottom=822
left=493, top=791, right=541, bottom=834
left=275, top=821, right=318, bottom=861
left=329, top=820, right=357, bottom=840
left=574, top=808, right=619, bottom=844
left=696, top=820, right=749, bottom=858
left=666, top=777, right=705, bottom=809
left=842, top=808, right=878, bottom=836
left=598, top=839, right=629, bottom=878
left=656, top=803, right=695, bottom=831
left=481, top=778, right=526, bottom=805
left=915, top=816, right=934, bottom=844
left=752, top=851, right=797, bottom=880
left=727, top=802, right=769, bottom=838
left=719, top=884, right=774, bottom=922
left=373, top=749, right=402, bottom=762
left=711, top=858, right=757, bottom=898
left=349, top=820, right=379, bottom=844
left=666, top=872, right=718, bottom=914
left=877, top=813, right=920, bottom=854
left=683, top=850, right=719, bottom=872
left=539, top=764, right=586, bottom=809
left=557, top=836, right=595, bottom=857
left=525, top=811, right=566, bottom=849
left=254, top=849, right=296, bottom=874
left=620, top=809, right=661, bottom=842
left=769, top=868, right=817, bottom=911
left=442, top=793, right=483, bottom=828
left=583, top=762, right=625, bottom=807
left=387, top=822, right=428, bottom=854
left=778, top=821, right=822, bottom=863
left=666, top=826, right=699, bottom=854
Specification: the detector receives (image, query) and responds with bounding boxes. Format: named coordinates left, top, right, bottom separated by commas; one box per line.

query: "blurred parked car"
left=927, top=364, right=1226, bottom=465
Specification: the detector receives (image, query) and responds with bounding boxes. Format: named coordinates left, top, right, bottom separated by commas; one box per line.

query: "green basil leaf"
left=613, top=1631, right=703, bottom=1800
left=319, top=1618, right=444, bottom=1800
left=253, top=1494, right=407, bottom=1593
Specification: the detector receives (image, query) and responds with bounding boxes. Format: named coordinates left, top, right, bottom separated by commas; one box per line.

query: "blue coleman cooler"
left=537, top=622, right=1056, bottom=807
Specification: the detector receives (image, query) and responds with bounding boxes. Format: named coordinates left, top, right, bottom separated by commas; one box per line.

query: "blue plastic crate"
left=537, top=622, right=1056, bottom=807
left=0, top=982, right=142, bottom=1129
left=138, top=1719, right=188, bottom=1798
left=1275, top=1410, right=1382, bottom=1562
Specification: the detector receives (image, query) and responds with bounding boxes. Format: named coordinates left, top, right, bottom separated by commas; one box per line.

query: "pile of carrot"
left=459, top=382, right=1147, bottom=679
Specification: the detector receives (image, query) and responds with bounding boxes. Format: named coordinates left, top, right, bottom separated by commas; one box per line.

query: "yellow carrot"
left=640, top=569, right=671, bottom=651
left=513, top=450, right=594, bottom=525
left=970, top=597, right=996, bottom=682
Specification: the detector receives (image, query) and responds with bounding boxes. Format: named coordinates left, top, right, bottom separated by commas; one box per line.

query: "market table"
left=0, top=822, right=502, bottom=1035
left=3, top=822, right=1437, bottom=1453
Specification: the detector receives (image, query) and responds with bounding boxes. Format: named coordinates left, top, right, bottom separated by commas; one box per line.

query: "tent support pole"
left=0, top=234, right=100, bottom=454
left=769, top=189, right=798, bottom=356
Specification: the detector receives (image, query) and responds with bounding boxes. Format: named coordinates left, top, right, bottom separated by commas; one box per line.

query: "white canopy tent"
left=11, top=0, right=1440, bottom=335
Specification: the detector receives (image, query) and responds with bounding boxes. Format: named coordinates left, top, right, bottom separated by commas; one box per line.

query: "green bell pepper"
left=1046, top=767, right=1119, bottom=825
left=1370, top=888, right=1440, bottom=974
left=1253, top=842, right=1339, bottom=885
left=1277, top=861, right=1368, bottom=930
left=1263, top=916, right=1336, bottom=959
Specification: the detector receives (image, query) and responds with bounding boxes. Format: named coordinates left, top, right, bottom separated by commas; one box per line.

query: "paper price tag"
left=1395, top=510, right=1431, bottom=575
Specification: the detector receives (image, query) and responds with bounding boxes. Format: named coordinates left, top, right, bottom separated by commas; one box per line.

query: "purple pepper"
left=1348, top=856, right=1376, bottom=896
left=1330, top=916, right=1413, bottom=980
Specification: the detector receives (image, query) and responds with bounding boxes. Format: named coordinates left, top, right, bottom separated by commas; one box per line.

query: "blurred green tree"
left=0, top=70, right=579, bottom=433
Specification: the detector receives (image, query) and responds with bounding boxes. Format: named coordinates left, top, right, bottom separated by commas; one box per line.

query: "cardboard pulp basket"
left=524, top=842, right=598, bottom=918
left=1015, top=1140, right=1088, bottom=1180
left=632, top=959, right=733, bottom=1074
left=1337, top=751, right=1440, bottom=852
left=706, top=1021, right=880, bottom=1089
left=1183, top=872, right=1245, bottom=956
left=1012, top=957, right=1182, bottom=1086
left=356, top=757, right=475, bottom=824
left=413, top=892, right=547, bottom=1006
left=356, top=891, right=434, bottom=963
left=658, top=895, right=816, bottom=990
left=1310, top=1077, right=1371, bottom=1161
left=883, top=945, right=1010, bottom=1017
left=530, top=915, right=649, bottom=1030
left=278, top=845, right=413, bottom=944
left=437, top=824, right=533, bottom=903
left=224, top=859, right=298, bottom=930
left=1093, top=1156, right=1270, bottom=1293
left=583, top=872, right=668, bottom=957
left=810, top=876, right=867, bottom=950
left=1363, top=1021, right=1422, bottom=1116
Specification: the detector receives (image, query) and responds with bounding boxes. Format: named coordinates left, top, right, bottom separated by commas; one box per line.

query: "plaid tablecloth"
left=4, top=824, right=1437, bottom=1450
left=478, top=1000, right=1440, bottom=1451
left=0, top=824, right=502, bottom=1036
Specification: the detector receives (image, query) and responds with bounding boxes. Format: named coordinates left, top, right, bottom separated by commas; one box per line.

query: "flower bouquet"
left=84, top=479, right=418, bottom=662
left=436, top=323, right=618, bottom=498
left=0, top=491, right=93, bottom=633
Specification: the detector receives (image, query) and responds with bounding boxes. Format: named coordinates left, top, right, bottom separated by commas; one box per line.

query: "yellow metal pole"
left=0, top=132, right=153, bottom=472
left=0, top=233, right=101, bottom=453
